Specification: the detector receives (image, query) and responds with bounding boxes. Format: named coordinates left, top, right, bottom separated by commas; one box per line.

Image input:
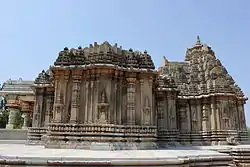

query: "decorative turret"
left=125, top=49, right=139, bottom=68
left=54, top=47, right=87, bottom=66
left=196, top=35, right=201, bottom=45
left=138, top=50, right=155, bottom=69
left=53, top=42, right=155, bottom=70
left=34, top=70, right=51, bottom=85
left=185, top=36, right=215, bottom=61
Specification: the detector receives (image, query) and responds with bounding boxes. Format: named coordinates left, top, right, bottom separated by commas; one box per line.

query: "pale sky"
left=0, top=0, right=249, bottom=125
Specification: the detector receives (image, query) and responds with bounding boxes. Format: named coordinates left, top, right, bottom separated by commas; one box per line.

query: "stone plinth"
left=157, top=130, right=180, bottom=147
left=179, top=131, right=204, bottom=146
left=26, top=127, right=47, bottom=145
left=45, top=123, right=157, bottom=150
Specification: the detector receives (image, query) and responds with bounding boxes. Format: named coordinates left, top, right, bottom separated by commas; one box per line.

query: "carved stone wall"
left=32, top=87, right=54, bottom=127
left=51, top=68, right=156, bottom=127
left=27, top=40, right=248, bottom=148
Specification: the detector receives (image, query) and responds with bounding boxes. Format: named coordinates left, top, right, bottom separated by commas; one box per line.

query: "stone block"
left=0, top=129, right=27, bottom=140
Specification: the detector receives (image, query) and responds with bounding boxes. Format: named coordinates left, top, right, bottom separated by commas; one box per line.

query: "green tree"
left=14, top=111, right=24, bottom=129
left=0, top=109, right=9, bottom=128
left=0, top=109, right=24, bottom=129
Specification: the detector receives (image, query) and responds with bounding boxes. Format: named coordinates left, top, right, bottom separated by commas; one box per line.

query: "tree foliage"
left=0, top=109, right=9, bottom=128
left=0, top=109, right=24, bottom=129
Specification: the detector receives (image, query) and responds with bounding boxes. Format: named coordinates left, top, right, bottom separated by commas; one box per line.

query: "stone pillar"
left=5, top=96, right=20, bottom=129
left=21, top=102, right=32, bottom=129
left=126, top=77, right=136, bottom=125
left=6, top=108, right=19, bottom=129
left=70, top=70, right=82, bottom=123
left=22, top=112, right=31, bottom=129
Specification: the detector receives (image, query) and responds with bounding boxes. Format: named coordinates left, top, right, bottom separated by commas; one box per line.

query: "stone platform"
left=0, top=142, right=234, bottom=166
left=0, top=129, right=27, bottom=140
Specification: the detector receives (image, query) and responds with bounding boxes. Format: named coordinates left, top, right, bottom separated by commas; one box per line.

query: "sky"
left=0, top=0, right=249, bottom=125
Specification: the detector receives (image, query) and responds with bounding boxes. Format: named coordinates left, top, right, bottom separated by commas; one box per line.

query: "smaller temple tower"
left=27, top=69, right=54, bottom=144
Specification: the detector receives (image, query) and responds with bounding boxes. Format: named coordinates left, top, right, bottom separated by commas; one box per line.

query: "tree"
left=0, top=109, right=24, bottom=129
left=14, top=111, right=24, bottom=129
left=0, top=109, right=9, bottom=128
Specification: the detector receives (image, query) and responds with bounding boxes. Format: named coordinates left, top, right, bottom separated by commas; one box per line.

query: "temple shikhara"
left=0, top=37, right=248, bottom=149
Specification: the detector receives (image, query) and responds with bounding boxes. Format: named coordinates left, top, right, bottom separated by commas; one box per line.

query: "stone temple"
left=0, top=37, right=248, bottom=150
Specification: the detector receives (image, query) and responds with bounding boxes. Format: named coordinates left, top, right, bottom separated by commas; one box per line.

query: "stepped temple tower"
left=3, top=37, right=247, bottom=150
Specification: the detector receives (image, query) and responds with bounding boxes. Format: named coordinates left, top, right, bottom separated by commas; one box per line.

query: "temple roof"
left=33, top=66, right=53, bottom=88
left=0, top=78, right=34, bottom=94
left=54, top=41, right=155, bottom=70
left=158, top=36, right=246, bottom=99
left=34, top=70, right=51, bottom=85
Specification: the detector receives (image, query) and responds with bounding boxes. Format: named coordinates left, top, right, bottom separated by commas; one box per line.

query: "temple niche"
left=26, top=37, right=248, bottom=150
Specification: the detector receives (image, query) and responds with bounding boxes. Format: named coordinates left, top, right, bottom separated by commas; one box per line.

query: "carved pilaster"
left=139, top=79, right=144, bottom=124
left=210, top=98, right=216, bottom=130
left=44, top=93, right=53, bottom=127
left=167, top=92, right=177, bottom=130
left=53, top=71, right=63, bottom=123
left=113, top=71, right=118, bottom=124
left=156, top=97, right=165, bottom=128
left=117, top=74, right=123, bottom=124
left=197, top=100, right=202, bottom=131
left=62, top=71, right=70, bottom=123
left=84, top=73, right=90, bottom=124
left=89, top=73, right=94, bottom=123
left=186, top=102, right=191, bottom=131
left=202, top=103, right=209, bottom=132
left=94, top=71, right=100, bottom=124
left=238, top=100, right=247, bottom=131
left=126, top=77, right=136, bottom=125
left=32, top=88, right=44, bottom=127
left=148, top=77, right=154, bottom=125
left=190, top=100, right=198, bottom=131
left=70, top=70, right=82, bottom=123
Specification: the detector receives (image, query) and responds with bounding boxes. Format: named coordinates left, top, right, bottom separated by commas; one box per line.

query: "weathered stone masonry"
left=27, top=38, right=248, bottom=149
